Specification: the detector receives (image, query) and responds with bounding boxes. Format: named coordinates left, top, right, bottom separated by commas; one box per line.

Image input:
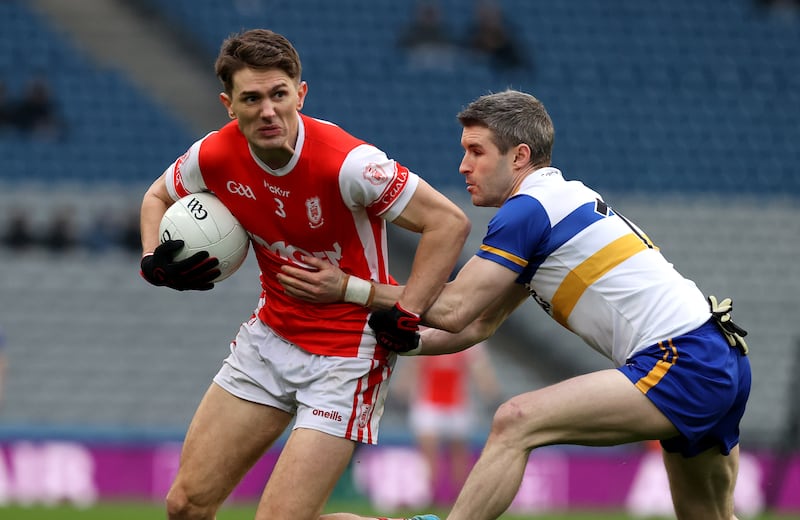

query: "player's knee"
left=489, top=398, right=528, bottom=442
left=166, top=485, right=216, bottom=520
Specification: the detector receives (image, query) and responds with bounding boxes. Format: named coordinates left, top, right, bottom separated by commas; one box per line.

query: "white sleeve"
left=164, top=133, right=213, bottom=201
left=338, top=143, right=420, bottom=221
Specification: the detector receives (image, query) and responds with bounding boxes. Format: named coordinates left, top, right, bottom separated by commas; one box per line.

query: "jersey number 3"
left=274, top=197, right=286, bottom=218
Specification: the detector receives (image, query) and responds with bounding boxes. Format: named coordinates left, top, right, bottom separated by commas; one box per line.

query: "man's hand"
left=140, top=240, right=220, bottom=291
left=368, top=303, right=421, bottom=355
left=278, top=255, right=349, bottom=303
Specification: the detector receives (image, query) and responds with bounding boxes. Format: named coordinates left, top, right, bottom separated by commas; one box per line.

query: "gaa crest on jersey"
left=363, top=162, right=389, bottom=185
left=305, top=197, right=324, bottom=229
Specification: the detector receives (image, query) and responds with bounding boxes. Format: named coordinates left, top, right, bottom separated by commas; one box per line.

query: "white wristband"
left=343, top=275, right=375, bottom=306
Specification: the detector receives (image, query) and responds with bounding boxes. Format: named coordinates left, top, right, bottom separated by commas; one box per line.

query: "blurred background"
left=0, top=0, right=798, bottom=516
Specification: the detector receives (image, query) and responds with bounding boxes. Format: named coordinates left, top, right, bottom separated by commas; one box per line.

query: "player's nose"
left=259, top=100, right=277, bottom=118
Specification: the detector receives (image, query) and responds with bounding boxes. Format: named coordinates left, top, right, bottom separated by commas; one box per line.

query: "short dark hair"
left=457, top=90, right=554, bottom=167
left=214, top=29, right=302, bottom=95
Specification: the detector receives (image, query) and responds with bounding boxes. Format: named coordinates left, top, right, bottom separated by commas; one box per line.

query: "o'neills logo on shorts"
left=312, top=409, right=343, bottom=422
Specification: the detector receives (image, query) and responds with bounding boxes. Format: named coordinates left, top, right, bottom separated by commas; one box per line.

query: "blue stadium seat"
left=0, top=1, right=193, bottom=185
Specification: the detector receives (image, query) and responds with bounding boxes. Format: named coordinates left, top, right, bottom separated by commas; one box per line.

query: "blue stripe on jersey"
left=535, top=201, right=611, bottom=264
left=476, top=195, right=550, bottom=274
left=519, top=200, right=612, bottom=282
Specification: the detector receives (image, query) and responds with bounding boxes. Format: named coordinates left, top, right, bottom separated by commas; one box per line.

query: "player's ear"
left=296, top=81, right=308, bottom=111
left=219, top=92, right=236, bottom=119
left=512, top=143, right=531, bottom=168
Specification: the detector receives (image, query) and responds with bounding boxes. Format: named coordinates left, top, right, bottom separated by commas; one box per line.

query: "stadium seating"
left=0, top=1, right=193, bottom=185
left=136, top=0, right=800, bottom=195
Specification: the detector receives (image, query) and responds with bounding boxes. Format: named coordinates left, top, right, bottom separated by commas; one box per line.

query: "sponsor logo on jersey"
left=173, top=151, right=191, bottom=197
left=363, top=162, right=389, bottom=185
left=264, top=180, right=290, bottom=198
left=227, top=181, right=256, bottom=200
left=250, top=235, right=343, bottom=266
left=378, top=164, right=409, bottom=206
left=312, top=409, right=343, bottom=422
left=306, top=197, right=324, bottom=229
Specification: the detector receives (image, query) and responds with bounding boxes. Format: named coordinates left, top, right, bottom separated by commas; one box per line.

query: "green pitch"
left=0, top=501, right=797, bottom=520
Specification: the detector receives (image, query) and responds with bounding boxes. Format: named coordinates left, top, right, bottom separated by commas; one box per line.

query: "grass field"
left=1, top=501, right=798, bottom=519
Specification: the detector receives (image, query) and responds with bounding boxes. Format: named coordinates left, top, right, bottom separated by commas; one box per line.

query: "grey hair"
left=457, top=90, right=554, bottom=166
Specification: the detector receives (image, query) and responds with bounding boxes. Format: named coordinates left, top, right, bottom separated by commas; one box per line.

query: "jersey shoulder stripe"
left=476, top=194, right=549, bottom=273
left=533, top=199, right=613, bottom=266
left=478, top=244, right=527, bottom=267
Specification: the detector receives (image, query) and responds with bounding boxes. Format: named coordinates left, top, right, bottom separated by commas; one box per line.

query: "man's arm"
left=140, top=173, right=174, bottom=254
left=387, top=179, right=470, bottom=315
left=417, top=258, right=529, bottom=354
left=277, top=254, right=403, bottom=308
left=277, top=178, right=469, bottom=311
left=279, top=252, right=528, bottom=349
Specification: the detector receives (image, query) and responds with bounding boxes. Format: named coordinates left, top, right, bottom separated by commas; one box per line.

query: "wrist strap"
left=394, top=302, right=420, bottom=319
left=344, top=275, right=375, bottom=306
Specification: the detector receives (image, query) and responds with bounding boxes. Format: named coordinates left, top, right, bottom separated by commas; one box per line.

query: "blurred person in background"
left=12, top=77, right=67, bottom=141
left=41, top=206, right=78, bottom=254
left=402, top=341, right=500, bottom=507
left=462, top=0, right=530, bottom=73
left=0, top=81, right=14, bottom=133
left=397, top=0, right=458, bottom=71
left=138, top=28, right=469, bottom=520
left=281, top=89, right=751, bottom=520
left=1, top=207, right=36, bottom=252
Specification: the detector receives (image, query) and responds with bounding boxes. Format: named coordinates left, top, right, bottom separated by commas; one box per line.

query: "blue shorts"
left=618, top=319, right=751, bottom=457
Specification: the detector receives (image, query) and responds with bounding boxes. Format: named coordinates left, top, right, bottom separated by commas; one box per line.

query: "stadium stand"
left=138, top=0, right=800, bottom=195
left=0, top=0, right=798, bottom=454
left=0, top=1, right=194, bottom=186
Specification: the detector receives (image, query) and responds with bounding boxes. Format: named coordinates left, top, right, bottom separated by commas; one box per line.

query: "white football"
left=158, top=192, right=249, bottom=282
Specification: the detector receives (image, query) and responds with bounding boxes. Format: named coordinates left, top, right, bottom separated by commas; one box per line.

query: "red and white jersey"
left=417, top=349, right=473, bottom=408
left=163, top=114, right=420, bottom=359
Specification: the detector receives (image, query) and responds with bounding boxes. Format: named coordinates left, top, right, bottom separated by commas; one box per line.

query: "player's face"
left=220, top=67, right=307, bottom=168
left=459, top=126, right=517, bottom=208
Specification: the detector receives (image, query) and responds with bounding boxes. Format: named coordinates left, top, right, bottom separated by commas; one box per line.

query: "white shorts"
left=409, top=401, right=475, bottom=440
left=213, top=317, right=395, bottom=445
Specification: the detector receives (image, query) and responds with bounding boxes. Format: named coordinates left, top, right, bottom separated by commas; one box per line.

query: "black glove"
left=368, top=303, right=421, bottom=354
left=140, top=240, right=220, bottom=291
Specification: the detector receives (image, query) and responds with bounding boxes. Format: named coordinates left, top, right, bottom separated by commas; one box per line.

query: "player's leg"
left=255, top=427, right=355, bottom=520
left=446, top=437, right=472, bottom=498
left=415, top=431, right=441, bottom=502
left=264, top=348, right=395, bottom=520
left=663, top=445, right=740, bottom=520
left=447, top=369, right=677, bottom=520
left=409, top=402, right=446, bottom=504
left=166, top=382, right=293, bottom=519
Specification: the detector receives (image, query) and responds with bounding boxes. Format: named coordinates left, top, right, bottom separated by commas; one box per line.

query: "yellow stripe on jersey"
left=551, top=233, right=648, bottom=328
left=634, top=339, right=678, bottom=394
left=479, top=244, right=528, bottom=267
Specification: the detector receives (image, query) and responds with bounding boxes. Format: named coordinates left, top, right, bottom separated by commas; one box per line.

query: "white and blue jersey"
left=477, top=167, right=751, bottom=455
left=476, top=167, right=710, bottom=367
